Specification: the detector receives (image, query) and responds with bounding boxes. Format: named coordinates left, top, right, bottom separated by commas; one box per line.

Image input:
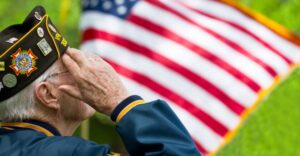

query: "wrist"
left=104, top=93, right=129, bottom=116
left=110, top=95, right=144, bottom=122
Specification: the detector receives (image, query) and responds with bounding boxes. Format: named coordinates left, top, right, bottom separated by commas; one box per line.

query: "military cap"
left=0, top=6, right=69, bottom=102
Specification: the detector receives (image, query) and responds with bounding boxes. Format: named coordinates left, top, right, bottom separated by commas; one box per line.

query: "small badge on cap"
left=10, top=48, right=38, bottom=77
left=48, top=24, right=57, bottom=33
left=6, top=37, right=18, bottom=44
left=2, top=73, right=17, bottom=88
left=37, top=27, right=44, bottom=38
left=37, top=38, right=52, bottom=56
left=0, top=62, right=5, bottom=71
left=34, top=11, right=42, bottom=20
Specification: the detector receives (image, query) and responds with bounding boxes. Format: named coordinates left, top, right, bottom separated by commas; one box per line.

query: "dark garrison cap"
left=0, top=6, right=69, bottom=102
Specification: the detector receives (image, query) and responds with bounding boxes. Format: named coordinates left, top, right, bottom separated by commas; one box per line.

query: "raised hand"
left=59, top=48, right=129, bottom=115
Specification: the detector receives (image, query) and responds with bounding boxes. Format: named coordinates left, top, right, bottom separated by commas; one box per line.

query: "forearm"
left=111, top=95, right=201, bottom=156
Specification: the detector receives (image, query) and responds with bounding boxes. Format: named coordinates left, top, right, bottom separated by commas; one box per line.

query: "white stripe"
left=178, top=0, right=300, bottom=62
left=134, top=1, right=274, bottom=88
left=118, top=76, right=222, bottom=151
left=80, top=12, right=257, bottom=107
left=81, top=40, right=240, bottom=129
left=160, top=0, right=290, bottom=75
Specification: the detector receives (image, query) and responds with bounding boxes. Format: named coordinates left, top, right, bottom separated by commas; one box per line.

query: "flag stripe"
left=179, top=0, right=300, bottom=62
left=80, top=0, right=300, bottom=154
left=147, top=0, right=277, bottom=77
left=81, top=40, right=241, bottom=129
left=168, top=0, right=290, bottom=75
left=106, top=59, right=229, bottom=136
left=83, top=29, right=245, bottom=115
left=83, top=38, right=239, bottom=133
left=215, top=0, right=300, bottom=46
left=119, top=75, right=220, bottom=153
left=80, top=12, right=257, bottom=107
left=194, top=140, right=207, bottom=155
left=179, top=1, right=293, bottom=65
left=127, top=14, right=262, bottom=92
left=131, top=2, right=275, bottom=88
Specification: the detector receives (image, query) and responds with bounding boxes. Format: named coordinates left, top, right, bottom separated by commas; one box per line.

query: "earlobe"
left=35, top=82, right=60, bottom=110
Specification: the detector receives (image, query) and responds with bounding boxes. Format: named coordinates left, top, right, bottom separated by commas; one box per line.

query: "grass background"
left=217, top=0, right=300, bottom=155
left=0, top=0, right=299, bottom=155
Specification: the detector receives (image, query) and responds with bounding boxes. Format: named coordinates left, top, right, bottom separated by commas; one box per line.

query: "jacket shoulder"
left=36, top=136, right=111, bottom=155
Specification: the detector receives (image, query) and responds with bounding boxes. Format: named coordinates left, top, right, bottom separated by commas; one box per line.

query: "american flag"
left=80, top=0, right=300, bottom=155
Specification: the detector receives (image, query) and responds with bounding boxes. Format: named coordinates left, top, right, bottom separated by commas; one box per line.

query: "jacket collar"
left=0, top=120, right=61, bottom=136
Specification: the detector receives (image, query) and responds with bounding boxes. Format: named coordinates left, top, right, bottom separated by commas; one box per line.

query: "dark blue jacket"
left=0, top=95, right=201, bottom=156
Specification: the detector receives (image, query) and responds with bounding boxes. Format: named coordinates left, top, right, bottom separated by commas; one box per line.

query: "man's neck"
left=48, top=118, right=81, bottom=136
left=33, top=115, right=82, bottom=136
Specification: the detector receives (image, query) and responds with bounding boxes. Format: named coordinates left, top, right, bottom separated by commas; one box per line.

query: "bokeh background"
left=1, top=0, right=300, bottom=155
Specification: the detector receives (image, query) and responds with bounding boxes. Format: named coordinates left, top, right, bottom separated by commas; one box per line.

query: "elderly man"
left=0, top=6, right=201, bottom=156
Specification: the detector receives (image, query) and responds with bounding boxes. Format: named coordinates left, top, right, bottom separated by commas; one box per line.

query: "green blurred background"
left=0, top=0, right=300, bottom=155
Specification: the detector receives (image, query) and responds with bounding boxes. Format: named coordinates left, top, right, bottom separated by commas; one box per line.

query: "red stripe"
left=127, top=14, right=261, bottom=92
left=213, top=0, right=300, bottom=47
left=178, top=1, right=292, bottom=64
left=106, top=59, right=229, bottom=136
left=193, top=139, right=208, bottom=155
left=83, top=28, right=245, bottom=115
left=147, top=0, right=277, bottom=77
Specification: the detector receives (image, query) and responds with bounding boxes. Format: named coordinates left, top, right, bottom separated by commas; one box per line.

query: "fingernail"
left=63, top=54, right=70, bottom=59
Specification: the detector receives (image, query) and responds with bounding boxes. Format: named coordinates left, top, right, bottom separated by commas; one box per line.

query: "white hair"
left=0, top=62, right=59, bottom=122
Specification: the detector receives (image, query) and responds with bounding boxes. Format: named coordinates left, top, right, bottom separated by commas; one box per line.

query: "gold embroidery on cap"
left=0, top=62, right=4, bottom=71
left=61, top=38, right=68, bottom=47
left=55, top=33, right=61, bottom=41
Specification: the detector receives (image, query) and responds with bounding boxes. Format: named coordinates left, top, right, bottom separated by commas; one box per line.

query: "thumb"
left=58, top=85, right=83, bottom=100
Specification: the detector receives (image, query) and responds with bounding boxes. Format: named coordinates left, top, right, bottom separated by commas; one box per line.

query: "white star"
left=117, top=6, right=127, bottom=15
left=103, top=1, right=113, bottom=10
left=115, top=0, right=125, bottom=5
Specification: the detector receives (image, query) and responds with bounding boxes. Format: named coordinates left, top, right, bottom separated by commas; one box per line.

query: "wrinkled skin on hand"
left=59, top=48, right=129, bottom=115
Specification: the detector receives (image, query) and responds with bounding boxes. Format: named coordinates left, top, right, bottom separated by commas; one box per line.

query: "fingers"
left=58, top=85, right=83, bottom=100
left=66, top=48, right=88, bottom=66
left=61, top=54, right=81, bottom=76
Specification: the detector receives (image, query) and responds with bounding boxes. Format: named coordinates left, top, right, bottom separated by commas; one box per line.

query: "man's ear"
left=35, top=82, right=60, bottom=110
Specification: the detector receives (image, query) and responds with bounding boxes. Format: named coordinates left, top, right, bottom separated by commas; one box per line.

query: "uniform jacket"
left=0, top=95, right=201, bottom=156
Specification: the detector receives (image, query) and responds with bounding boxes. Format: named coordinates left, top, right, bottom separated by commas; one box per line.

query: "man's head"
left=0, top=59, right=95, bottom=122
left=0, top=6, right=96, bottom=123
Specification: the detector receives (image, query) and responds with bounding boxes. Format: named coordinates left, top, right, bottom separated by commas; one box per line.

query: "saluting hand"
left=59, top=48, right=129, bottom=116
